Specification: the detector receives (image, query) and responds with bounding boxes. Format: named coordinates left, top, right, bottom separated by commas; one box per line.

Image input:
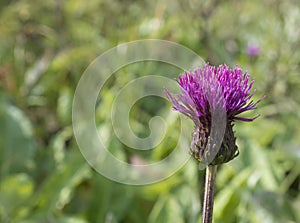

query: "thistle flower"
left=165, top=64, right=265, bottom=165
left=246, top=44, right=260, bottom=56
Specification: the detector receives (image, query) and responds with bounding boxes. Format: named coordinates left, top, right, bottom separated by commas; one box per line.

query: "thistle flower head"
left=165, top=63, right=265, bottom=165
left=246, top=44, right=260, bottom=56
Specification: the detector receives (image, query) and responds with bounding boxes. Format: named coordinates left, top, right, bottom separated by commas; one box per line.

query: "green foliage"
left=0, top=0, right=299, bottom=222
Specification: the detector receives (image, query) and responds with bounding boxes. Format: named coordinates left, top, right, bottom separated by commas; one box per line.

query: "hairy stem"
left=202, top=165, right=218, bottom=223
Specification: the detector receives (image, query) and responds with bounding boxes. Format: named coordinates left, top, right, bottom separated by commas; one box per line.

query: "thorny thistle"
left=165, top=64, right=265, bottom=165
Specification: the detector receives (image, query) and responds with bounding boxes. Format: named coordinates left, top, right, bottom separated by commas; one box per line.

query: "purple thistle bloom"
left=165, top=64, right=265, bottom=165
left=246, top=44, right=260, bottom=56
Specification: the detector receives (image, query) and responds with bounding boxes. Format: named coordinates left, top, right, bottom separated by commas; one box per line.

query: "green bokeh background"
left=0, top=0, right=299, bottom=222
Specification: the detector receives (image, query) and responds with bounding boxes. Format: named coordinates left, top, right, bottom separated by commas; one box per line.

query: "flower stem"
left=202, top=165, right=218, bottom=223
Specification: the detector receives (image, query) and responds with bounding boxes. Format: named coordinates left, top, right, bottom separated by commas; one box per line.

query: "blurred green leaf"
left=57, top=87, right=73, bottom=125
left=0, top=95, right=35, bottom=177
left=86, top=174, right=133, bottom=223
left=249, top=190, right=297, bottom=223
left=30, top=153, right=91, bottom=214
left=0, top=173, right=34, bottom=221
left=214, top=168, right=252, bottom=223
left=148, top=195, right=185, bottom=223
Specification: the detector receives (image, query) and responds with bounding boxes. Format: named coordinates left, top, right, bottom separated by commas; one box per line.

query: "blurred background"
left=0, top=0, right=299, bottom=222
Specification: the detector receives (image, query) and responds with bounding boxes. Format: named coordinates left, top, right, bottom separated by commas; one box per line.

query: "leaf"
left=57, top=87, right=73, bottom=125
left=0, top=173, right=34, bottom=221
left=248, top=144, right=279, bottom=190
left=30, top=153, right=91, bottom=213
left=16, top=214, right=89, bottom=223
left=214, top=168, right=252, bottom=223
left=0, top=94, right=35, bottom=177
left=86, top=174, right=133, bottom=223
left=148, top=195, right=185, bottom=223
left=249, top=190, right=297, bottom=223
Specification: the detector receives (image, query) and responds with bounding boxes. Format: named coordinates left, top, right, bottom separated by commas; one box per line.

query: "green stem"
left=202, top=165, right=218, bottom=223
